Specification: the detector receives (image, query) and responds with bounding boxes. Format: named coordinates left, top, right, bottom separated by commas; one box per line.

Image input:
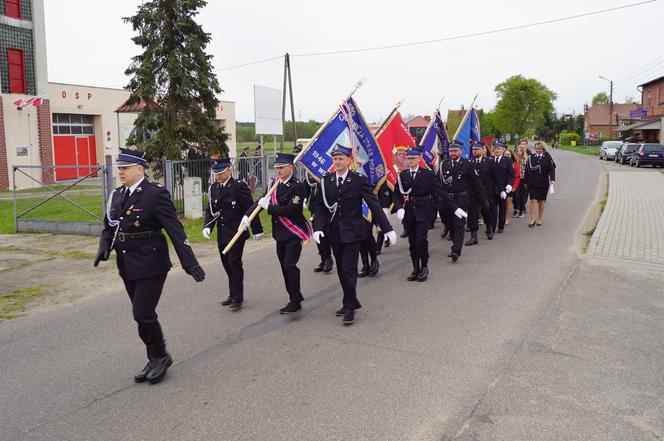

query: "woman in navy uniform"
left=394, top=147, right=462, bottom=280
left=524, top=141, right=556, bottom=227
left=249, top=153, right=311, bottom=314
left=312, top=145, right=397, bottom=325
left=94, top=148, right=205, bottom=384
left=304, top=171, right=333, bottom=273
left=490, top=141, right=516, bottom=234
left=203, top=159, right=263, bottom=309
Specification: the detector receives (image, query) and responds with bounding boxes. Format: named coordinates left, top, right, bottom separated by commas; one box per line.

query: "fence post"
left=164, top=160, right=174, bottom=197
left=105, top=155, right=113, bottom=198
left=101, top=166, right=107, bottom=216
left=12, top=166, right=18, bottom=233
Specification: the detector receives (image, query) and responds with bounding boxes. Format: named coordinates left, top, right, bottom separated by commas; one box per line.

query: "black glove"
left=185, top=265, right=206, bottom=282
left=93, top=248, right=110, bottom=267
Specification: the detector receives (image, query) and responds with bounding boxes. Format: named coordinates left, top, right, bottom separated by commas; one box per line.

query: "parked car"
left=629, top=143, right=664, bottom=167
left=614, top=142, right=639, bottom=164
left=599, top=141, right=622, bottom=160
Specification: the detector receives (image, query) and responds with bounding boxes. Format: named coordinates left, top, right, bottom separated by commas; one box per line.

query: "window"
left=51, top=113, right=95, bottom=136
left=7, top=48, right=25, bottom=94
left=5, top=0, right=21, bottom=19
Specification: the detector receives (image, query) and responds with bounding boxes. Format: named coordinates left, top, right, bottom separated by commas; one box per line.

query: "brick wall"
left=37, top=98, right=53, bottom=184
left=641, top=78, right=664, bottom=118
left=0, top=96, right=8, bottom=189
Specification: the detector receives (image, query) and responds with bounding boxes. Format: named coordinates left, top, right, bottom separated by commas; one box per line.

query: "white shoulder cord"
left=396, top=172, right=412, bottom=196
left=439, top=161, right=453, bottom=186
left=320, top=176, right=339, bottom=221
left=527, top=155, right=542, bottom=174
left=105, top=190, right=121, bottom=249
left=203, top=175, right=221, bottom=228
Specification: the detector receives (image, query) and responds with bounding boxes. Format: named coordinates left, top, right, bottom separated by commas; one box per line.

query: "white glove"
left=505, top=185, right=513, bottom=193
left=254, top=233, right=263, bottom=241
left=239, top=215, right=250, bottom=230
left=313, top=231, right=325, bottom=244
left=396, top=208, right=405, bottom=220
left=385, top=230, right=398, bottom=246
left=202, top=228, right=211, bottom=240
left=382, top=208, right=390, bottom=218
left=500, top=191, right=507, bottom=200
left=454, top=208, right=468, bottom=219
left=258, top=197, right=270, bottom=210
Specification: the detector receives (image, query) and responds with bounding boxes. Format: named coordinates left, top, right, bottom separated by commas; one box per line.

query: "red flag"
left=376, top=112, right=415, bottom=188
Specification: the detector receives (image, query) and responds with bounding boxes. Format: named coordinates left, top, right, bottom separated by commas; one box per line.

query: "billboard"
left=254, top=85, right=283, bottom=135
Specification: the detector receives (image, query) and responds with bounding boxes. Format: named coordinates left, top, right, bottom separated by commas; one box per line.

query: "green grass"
left=237, top=141, right=297, bottom=155
left=0, top=286, right=46, bottom=320
left=0, top=184, right=97, bottom=194
left=0, top=245, right=97, bottom=260
left=558, top=144, right=600, bottom=157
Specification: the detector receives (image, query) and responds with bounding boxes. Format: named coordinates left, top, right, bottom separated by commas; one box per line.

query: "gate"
left=11, top=165, right=109, bottom=235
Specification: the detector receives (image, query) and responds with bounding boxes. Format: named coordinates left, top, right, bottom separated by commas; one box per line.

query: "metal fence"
left=11, top=165, right=109, bottom=235
left=164, top=155, right=307, bottom=214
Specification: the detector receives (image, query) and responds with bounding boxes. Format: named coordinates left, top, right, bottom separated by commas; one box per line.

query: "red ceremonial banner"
left=376, top=112, right=416, bottom=188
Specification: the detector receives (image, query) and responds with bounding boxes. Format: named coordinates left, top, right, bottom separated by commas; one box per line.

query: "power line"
left=613, top=54, right=664, bottom=86
left=215, top=0, right=659, bottom=71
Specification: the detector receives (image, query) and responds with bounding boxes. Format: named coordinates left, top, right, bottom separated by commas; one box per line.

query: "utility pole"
left=599, top=75, right=614, bottom=139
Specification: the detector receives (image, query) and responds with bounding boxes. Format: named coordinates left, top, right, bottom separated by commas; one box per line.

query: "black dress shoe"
left=134, top=360, right=153, bottom=383
left=528, top=222, right=536, bottom=228
left=313, top=261, right=325, bottom=272
left=384, top=239, right=390, bottom=248
left=280, top=302, right=302, bottom=314
left=367, top=261, right=379, bottom=277
left=417, top=266, right=429, bottom=282
left=450, top=252, right=459, bottom=262
left=221, top=297, right=233, bottom=306
left=441, top=227, right=449, bottom=238
left=335, top=307, right=346, bottom=317
left=447, top=252, right=453, bottom=258
left=486, top=231, right=494, bottom=240
left=407, top=259, right=420, bottom=281
left=323, top=257, right=333, bottom=273
left=229, top=301, right=242, bottom=310
left=358, top=266, right=369, bottom=278
left=343, top=309, right=355, bottom=325
left=497, top=228, right=504, bottom=234
left=146, top=353, right=172, bottom=384
left=400, top=231, right=408, bottom=238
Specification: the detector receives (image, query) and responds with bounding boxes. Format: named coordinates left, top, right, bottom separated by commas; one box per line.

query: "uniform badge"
left=134, top=220, right=141, bottom=228
left=231, top=200, right=236, bottom=208
left=137, top=187, right=142, bottom=193
left=292, top=195, right=301, bottom=205
left=184, top=239, right=191, bottom=246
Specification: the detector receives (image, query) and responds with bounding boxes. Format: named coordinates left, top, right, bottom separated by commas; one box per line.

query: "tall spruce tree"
left=123, top=0, right=228, bottom=171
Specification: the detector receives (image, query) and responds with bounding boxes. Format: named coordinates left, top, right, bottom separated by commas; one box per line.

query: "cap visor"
left=114, top=161, right=139, bottom=168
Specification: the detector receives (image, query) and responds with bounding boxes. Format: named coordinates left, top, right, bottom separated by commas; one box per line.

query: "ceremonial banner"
left=419, top=109, right=449, bottom=167
left=454, top=108, right=481, bottom=159
left=299, top=97, right=388, bottom=193
left=375, top=112, right=415, bottom=188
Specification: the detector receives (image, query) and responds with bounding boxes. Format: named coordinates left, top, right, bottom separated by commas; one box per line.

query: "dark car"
left=630, top=143, right=664, bottom=167
left=615, top=143, right=639, bottom=164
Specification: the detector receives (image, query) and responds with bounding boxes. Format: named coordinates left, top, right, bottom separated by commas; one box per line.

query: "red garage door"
left=52, top=114, right=97, bottom=180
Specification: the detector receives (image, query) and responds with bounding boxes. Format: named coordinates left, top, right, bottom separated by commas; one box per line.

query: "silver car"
left=599, top=141, right=622, bottom=160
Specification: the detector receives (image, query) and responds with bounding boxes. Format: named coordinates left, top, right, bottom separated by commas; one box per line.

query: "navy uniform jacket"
left=393, top=168, right=458, bottom=223
left=100, top=178, right=200, bottom=281
left=249, top=176, right=310, bottom=242
left=377, top=182, right=392, bottom=210
left=492, top=155, right=516, bottom=191
left=437, top=158, right=485, bottom=196
left=471, top=156, right=501, bottom=200
left=204, top=177, right=263, bottom=245
left=312, top=171, right=393, bottom=243
left=524, top=153, right=556, bottom=188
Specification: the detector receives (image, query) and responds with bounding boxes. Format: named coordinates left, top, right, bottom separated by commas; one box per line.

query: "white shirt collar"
left=128, top=177, right=145, bottom=195
left=409, top=166, right=420, bottom=173
left=335, top=170, right=349, bottom=181
left=280, top=174, right=293, bottom=185
left=220, top=176, right=231, bottom=186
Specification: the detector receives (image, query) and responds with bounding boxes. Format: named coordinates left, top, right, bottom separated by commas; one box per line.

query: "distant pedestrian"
left=502, top=149, right=520, bottom=226
left=513, top=144, right=528, bottom=218
left=524, top=141, right=556, bottom=227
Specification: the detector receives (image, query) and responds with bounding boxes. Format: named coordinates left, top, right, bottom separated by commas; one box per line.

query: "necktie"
left=121, top=187, right=130, bottom=205
left=411, top=171, right=416, bottom=180
left=338, top=176, right=343, bottom=187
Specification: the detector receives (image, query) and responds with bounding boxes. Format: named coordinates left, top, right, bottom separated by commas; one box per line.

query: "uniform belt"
left=449, top=191, right=469, bottom=199
left=117, top=231, right=162, bottom=242
left=409, top=195, right=431, bottom=202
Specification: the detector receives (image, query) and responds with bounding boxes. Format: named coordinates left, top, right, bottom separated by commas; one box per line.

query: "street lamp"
left=599, top=75, right=614, bottom=139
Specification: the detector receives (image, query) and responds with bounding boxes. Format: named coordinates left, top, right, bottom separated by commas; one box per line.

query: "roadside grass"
left=238, top=141, right=296, bottom=154
left=0, top=286, right=46, bottom=321
left=584, top=185, right=609, bottom=239
left=0, top=246, right=97, bottom=260
left=558, top=144, right=600, bottom=157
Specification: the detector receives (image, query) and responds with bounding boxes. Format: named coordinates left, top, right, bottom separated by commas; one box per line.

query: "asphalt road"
left=1, top=150, right=662, bottom=440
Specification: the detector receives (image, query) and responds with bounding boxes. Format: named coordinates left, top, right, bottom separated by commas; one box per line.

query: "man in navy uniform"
left=94, top=148, right=205, bottom=384
left=249, top=153, right=311, bottom=314
left=393, top=146, right=462, bottom=280
left=466, top=142, right=496, bottom=245
left=203, top=158, right=263, bottom=309
left=312, top=145, right=397, bottom=325
left=437, top=140, right=477, bottom=262
left=375, top=181, right=392, bottom=255
left=304, top=171, right=333, bottom=273
left=491, top=141, right=516, bottom=234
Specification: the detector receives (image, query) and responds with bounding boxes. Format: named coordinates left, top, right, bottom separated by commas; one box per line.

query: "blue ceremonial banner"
left=419, top=109, right=450, bottom=165
left=299, top=97, right=388, bottom=194
left=454, top=108, right=481, bottom=159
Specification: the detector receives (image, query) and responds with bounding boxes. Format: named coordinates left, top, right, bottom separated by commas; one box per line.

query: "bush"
left=560, top=131, right=581, bottom=146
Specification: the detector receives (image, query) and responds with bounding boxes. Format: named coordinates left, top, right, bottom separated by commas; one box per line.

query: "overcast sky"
left=44, top=0, right=664, bottom=123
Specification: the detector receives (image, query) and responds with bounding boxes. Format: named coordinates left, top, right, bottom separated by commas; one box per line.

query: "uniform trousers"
left=316, top=234, right=332, bottom=260
left=331, top=240, right=362, bottom=310
left=218, top=237, right=246, bottom=302
left=359, top=223, right=377, bottom=267
left=492, top=195, right=507, bottom=232
left=276, top=238, right=304, bottom=304
left=468, top=196, right=492, bottom=233
left=442, top=194, right=470, bottom=255
left=123, top=273, right=168, bottom=346
left=405, top=215, right=429, bottom=262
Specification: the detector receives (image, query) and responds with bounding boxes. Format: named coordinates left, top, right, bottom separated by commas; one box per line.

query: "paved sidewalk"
left=588, top=171, right=664, bottom=268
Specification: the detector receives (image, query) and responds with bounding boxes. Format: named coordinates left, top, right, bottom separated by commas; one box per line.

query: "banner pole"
left=222, top=79, right=366, bottom=255
left=450, top=94, right=478, bottom=141
left=374, top=99, right=403, bottom=138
